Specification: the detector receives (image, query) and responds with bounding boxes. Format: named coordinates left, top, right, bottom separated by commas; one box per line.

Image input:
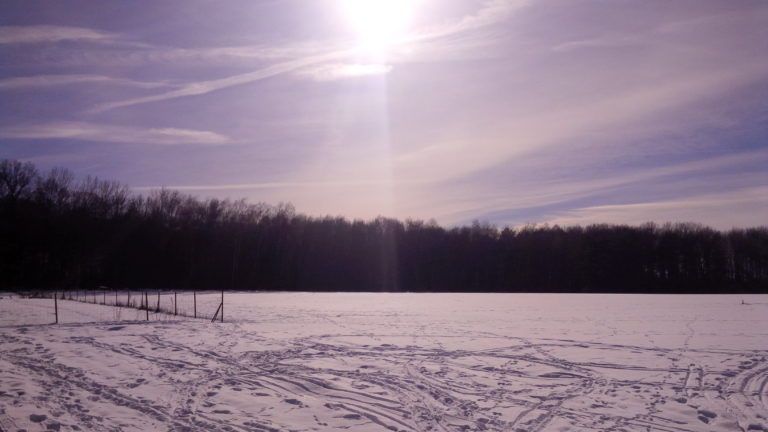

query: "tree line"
left=1, top=159, right=766, bottom=293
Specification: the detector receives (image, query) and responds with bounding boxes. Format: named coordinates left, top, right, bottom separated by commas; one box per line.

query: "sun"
left=339, top=0, right=417, bottom=56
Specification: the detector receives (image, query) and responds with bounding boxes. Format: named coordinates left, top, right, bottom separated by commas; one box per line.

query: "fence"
left=9, top=289, right=225, bottom=325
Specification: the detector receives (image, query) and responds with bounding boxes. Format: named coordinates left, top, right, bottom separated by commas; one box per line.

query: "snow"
left=1, top=293, right=767, bottom=431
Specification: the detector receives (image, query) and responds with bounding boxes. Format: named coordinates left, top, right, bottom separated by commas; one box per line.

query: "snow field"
left=1, top=293, right=767, bottom=431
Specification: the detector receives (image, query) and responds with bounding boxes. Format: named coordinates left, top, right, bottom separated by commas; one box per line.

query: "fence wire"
left=0, top=290, right=224, bottom=326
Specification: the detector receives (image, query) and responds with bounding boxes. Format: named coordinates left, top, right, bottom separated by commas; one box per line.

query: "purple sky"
left=1, top=0, right=767, bottom=228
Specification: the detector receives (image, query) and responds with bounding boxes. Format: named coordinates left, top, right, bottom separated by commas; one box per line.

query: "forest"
left=1, top=159, right=766, bottom=293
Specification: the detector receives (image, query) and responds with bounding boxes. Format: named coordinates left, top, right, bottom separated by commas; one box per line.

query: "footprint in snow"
left=697, top=409, right=717, bottom=424
left=29, top=413, right=47, bottom=423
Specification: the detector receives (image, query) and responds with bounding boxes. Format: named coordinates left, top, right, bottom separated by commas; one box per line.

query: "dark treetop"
left=1, top=159, right=766, bottom=293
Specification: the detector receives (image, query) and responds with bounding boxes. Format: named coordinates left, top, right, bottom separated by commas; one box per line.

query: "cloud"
left=0, top=25, right=114, bottom=44
left=1, top=37, right=340, bottom=68
left=551, top=35, right=642, bottom=52
left=550, top=6, right=768, bottom=54
left=0, top=74, right=171, bottom=90
left=413, top=0, right=529, bottom=41
left=399, top=149, right=768, bottom=225
left=188, top=42, right=336, bottom=62
left=544, top=186, right=768, bottom=230
left=0, top=122, right=229, bottom=145
left=131, top=180, right=390, bottom=192
left=90, top=51, right=349, bottom=112
left=89, top=1, right=526, bottom=111
left=297, top=63, right=392, bottom=81
left=392, top=58, right=768, bottom=184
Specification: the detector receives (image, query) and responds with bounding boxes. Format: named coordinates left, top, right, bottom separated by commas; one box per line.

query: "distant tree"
left=1, top=158, right=766, bottom=294
left=0, top=159, right=38, bottom=202
left=34, top=167, right=74, bottom=209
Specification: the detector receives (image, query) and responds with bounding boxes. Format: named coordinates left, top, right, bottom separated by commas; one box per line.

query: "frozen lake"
left=1, top=293, right=767, bottom=431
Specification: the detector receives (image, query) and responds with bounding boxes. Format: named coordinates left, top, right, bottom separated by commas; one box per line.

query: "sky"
left=1, top=0, right=767, bottom=229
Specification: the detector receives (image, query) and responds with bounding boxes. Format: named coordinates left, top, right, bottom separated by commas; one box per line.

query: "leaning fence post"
left=145, top=291, right=149, bottom=321
left=211, top=302, right=222, bottom=323
left=54, top=290, right=58, bottom=324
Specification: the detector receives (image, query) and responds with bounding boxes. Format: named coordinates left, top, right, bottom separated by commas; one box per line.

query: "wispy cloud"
left=544, top=186, right=768, bottom=230
left=550, top=6, right=768, bottom=54
left=400, top=149, right=768, bottom=225
left=393, top=58, right=768, bottom=184
left=0, top=122, right=229, bottom=145
left=0, top=74, right=172, bottom=90
left=89, top=1, right=526, bottom=112
left=413, top=0, right=529, bottom=41
left=131, top=180, right=391, bottom=192
left=0, top=25, right=114, bottom=44
left=297, top=63, right=392, bottom=81
left=0, top=39, right=336, bottom=68
left=551, top=35, right=642, bottom=52
left=90, top=51, right=349, bottom=112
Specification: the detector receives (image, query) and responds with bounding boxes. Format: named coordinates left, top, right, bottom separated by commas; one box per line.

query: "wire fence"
left=1, top=289, right=224, bottom=326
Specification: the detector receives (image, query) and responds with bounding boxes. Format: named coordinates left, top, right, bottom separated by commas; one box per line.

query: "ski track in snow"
left=1, top=293, right=767, bottom=432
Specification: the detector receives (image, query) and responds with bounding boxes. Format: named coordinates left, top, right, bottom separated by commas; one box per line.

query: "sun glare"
left=340, top=0, right=416, bottom=56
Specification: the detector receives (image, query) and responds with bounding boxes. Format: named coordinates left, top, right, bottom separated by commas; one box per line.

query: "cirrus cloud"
left=0, top=122, right=229, bottom=146
left=0, top=25, right=115, bottom=44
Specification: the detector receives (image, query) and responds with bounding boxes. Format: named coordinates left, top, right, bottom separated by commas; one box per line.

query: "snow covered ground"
left=1, top=292, right=766, bottom=432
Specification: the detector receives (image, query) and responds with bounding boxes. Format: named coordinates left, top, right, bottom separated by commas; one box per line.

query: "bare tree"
left=34, top=167, right=74, bottom=208
left=0, top=159, right=38, bottom=201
